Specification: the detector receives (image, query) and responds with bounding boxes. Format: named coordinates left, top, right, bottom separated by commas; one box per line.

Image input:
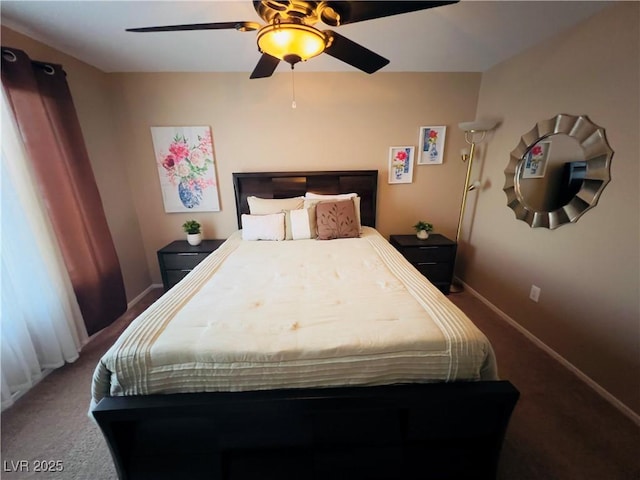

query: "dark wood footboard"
left=92, top=381, right=519, bottom=480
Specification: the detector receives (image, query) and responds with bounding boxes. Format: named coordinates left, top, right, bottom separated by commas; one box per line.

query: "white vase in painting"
left=187, top=233, right=202, bottom=246
left=416, top=230, right=429, bottom=240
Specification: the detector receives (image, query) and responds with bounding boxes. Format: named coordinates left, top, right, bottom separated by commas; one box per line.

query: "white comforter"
left=91, top=228, right=497, bottom=408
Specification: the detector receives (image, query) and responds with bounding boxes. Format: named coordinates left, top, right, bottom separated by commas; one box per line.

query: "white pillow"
left=284, top=207, right=316, bottom=240
left=247, top=196, right=304, bottom=215
left=241, top=213, right=285, bottom=241
left=304, top=192, right=357, bottom=200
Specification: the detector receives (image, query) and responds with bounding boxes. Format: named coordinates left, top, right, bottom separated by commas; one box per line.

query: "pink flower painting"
left=389, top=146, right=415, bottom=184
left=151, top=126, right=220, bottom=212
left=418, top=126, right=446, bottom=165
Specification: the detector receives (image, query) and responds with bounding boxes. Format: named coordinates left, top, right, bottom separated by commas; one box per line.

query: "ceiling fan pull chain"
left=291, top=64, right=297, bottom=109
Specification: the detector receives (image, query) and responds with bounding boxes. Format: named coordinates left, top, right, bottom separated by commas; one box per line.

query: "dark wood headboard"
left=232, top=170, right=378, bottom=229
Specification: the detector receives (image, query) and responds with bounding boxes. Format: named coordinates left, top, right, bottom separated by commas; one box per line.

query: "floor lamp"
left=451, top=120, right=497, bottom=293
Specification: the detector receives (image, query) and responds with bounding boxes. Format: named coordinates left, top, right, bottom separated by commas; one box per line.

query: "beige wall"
left=463, top=2, right=639, bottom=414
left=1, top=27, right=151, bottom=303
left=109, top=71, right=481, bottom=283
left=1, top=25, right=481, bottom=298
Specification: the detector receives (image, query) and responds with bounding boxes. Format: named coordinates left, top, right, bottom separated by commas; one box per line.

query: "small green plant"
left=413, top=221, right=433, bottom=232
left=182, top=220, right=201, bottom=234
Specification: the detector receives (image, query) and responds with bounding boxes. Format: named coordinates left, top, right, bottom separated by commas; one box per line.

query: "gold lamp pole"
left=451, top=120, right=496, bottom=292
left=455, top=120, right=496, bottom=243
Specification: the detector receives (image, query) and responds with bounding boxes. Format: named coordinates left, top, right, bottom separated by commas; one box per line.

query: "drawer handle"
left=177, top=253, right=199, bottom=256
left=417, top=262, right=437, bottom=266
left=180, top=269, right=193, bottom=272
left=418, top=246, right=438, bottom=250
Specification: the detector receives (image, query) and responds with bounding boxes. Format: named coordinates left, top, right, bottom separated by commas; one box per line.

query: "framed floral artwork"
left=522, top=141, right=551, bottom=179
left=150, top=126, right=220, bottom=212
left=388, top=146, right=415, bottom=184
left=417, top=126, right=446, bottom=165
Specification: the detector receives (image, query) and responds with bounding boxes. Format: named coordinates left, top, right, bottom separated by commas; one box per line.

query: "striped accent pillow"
left=284, top=207, right=317, bottom=240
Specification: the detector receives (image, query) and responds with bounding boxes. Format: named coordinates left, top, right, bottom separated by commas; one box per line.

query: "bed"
left=91, top=170, right=518, bottom=480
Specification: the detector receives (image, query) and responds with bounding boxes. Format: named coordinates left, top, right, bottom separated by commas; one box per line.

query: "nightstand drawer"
left=414, top=262, right=452, bottom=282
left=161, top=252, right=211, bottom=270
left=165, top=269, right=192, bottom=287
left=402, top=246, right=454, bottom=264
left=157, top=239, right=226, bottom=291
left=389, top=234, right=457, bottom=296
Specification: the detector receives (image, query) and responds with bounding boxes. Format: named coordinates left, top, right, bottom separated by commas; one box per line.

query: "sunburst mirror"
left=503, top=114, right=613, bottom=229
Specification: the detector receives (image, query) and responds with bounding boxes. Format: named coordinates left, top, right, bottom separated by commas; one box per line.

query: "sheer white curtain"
left=1, top=89, right=88, bottom=411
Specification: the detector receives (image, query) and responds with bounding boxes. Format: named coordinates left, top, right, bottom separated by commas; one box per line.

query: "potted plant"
left=182, top=219, right=202, bottom=246
left=413, top=221, right=433, bottom=240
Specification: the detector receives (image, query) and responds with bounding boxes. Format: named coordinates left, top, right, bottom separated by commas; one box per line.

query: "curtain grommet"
left=2, top=49, right=17, bottom=62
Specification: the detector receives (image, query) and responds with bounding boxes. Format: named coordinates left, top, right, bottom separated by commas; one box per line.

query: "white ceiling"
left=1, top=1, right=612, bottom=75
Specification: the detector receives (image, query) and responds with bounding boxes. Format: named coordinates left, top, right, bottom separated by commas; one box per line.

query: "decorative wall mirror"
left=503, top=114, right=613, bottom=229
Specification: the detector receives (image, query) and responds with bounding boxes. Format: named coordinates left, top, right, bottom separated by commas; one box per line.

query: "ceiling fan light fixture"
left=257, top=22, right=326, bottom=65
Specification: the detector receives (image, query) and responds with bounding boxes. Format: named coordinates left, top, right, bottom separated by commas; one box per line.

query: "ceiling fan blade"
left=126, top=21, right=259, bottom=33
left=250, top=53, right=281, bottom=79
left=319, top=1, right=458, bottom=26
left=323, top=31, right=389, bottom=74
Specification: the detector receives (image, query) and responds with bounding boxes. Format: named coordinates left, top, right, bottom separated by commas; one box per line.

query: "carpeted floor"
left=1, top=288, right=638, bottom=479
left=449, top=293, right=639, bottom=480
left=0, top=289, right=162, bottom=480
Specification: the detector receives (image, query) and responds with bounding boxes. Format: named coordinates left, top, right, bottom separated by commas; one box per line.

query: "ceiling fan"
left=127, top=1, right=458, bottom=79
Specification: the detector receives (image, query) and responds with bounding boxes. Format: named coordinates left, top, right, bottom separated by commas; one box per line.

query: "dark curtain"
left=1, top=47, right=127, bottom=335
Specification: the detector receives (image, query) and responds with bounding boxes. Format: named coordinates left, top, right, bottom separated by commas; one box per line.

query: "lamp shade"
left=257, top=23, right=326, bottom=65
left=458, top=119, right=497, bottom=133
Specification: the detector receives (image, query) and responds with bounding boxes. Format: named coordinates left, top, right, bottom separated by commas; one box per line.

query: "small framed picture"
left=522, top=141, right=551, bottom=179
left=417, top=126, right=447, bottom=165
left=388, top=146, right=415, bottom=184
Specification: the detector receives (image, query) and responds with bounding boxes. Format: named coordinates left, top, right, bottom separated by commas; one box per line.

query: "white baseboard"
left=458, top=279, right=640, bottom=426
left=127, top=284, right=163, bottom=309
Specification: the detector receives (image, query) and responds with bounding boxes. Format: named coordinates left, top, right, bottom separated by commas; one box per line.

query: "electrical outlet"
left=529, top=285, right=541, bottom=302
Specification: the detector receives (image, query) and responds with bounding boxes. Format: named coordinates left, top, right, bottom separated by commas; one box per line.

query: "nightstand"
left=157, top=239, right=226, bottom=291
left=389, top=234, right=457, bottom=294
